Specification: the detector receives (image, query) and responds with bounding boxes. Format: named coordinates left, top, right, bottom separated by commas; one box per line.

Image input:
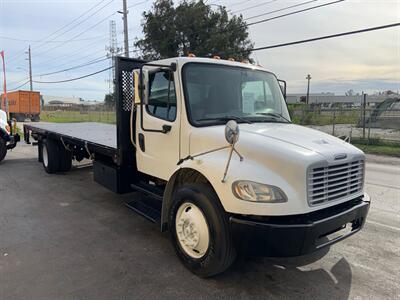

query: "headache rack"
left=307, top=158, right=365, bottom=206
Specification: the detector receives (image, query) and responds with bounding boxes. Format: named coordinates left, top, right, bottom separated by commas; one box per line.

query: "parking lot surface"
left=0, top=144, right=399, bottom=299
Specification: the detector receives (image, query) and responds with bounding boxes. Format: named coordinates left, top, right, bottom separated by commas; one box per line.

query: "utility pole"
left=27, top=45, right=33, bottom=91
left=121, top=0, right=129, bottom=57
left=306, top=74, right=311, bottom=105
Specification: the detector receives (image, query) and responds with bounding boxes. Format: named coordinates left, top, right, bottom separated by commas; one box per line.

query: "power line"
left=127, top=0, right=151, bottom=9
left=223, top=0, right=258, bottom=9
left=32, top=38, right=108, bottom=69
left=36, top=0, right=110, bottom=47
left=8, top=80, right=30, bottom=92
left=245, top=0, right=318, bottom=21
left=37, top=0, right=151, bottom=58
left=211, top=0, right=343, bottom=37
left=241, top=22, right=400, bottom=53
left=6, top=0, right=111, bottom=63
left=7, top=76, right=30, bottom=87
left=34, top=48, right=108, bottom=73
left=231, top=0, right=278, bottom=14
left=33, top=67, right=112, bottom=84
left=8, top=0, right=148, bottom=65
left=35, top=11, right=118, bottom=57
left=0, top=34, right=107, bottom=43
left=34, top=0, right=115, bottom=52
left=36, top=57, right=110, bottom=77
left=247, top=0, right=345, bottom=27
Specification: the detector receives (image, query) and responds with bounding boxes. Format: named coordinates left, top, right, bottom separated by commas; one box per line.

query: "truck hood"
left=240, top=123, right=362, bottom=160
left=190, top=123, right=363, bottom=163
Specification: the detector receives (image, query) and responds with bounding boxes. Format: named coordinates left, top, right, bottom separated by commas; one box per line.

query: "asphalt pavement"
left=0, top=144, right=399, bottom=300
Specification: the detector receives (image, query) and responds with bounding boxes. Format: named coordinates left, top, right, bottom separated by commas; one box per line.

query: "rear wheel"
left=169, top=183, right=236, bottom=277
left=0, top=138, right=7, bottom=162
left=42, top=139, right=60, bottom=173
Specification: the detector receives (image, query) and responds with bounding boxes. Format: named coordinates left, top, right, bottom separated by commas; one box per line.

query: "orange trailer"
left=7, top=90, right=41, bottom=121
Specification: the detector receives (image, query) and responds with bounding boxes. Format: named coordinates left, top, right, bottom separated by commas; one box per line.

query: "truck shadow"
left=214, top=247, right=352, bottom=299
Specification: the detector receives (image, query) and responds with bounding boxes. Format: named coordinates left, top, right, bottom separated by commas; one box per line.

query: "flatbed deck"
left=24, top=122, right=117, bottom=157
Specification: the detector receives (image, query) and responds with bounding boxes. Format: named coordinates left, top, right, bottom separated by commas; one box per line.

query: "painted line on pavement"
left=366, top=182, right=400, bottom=190
left=366, top=220, right=400, bottom=232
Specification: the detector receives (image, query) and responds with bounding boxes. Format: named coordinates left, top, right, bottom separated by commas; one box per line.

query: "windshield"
left=182, top=63, right=290, bottom=126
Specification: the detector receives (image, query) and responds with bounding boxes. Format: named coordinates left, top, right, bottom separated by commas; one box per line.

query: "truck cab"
left=0, top=109, right=20, bottom=162
left=133, top=57, right=369, bottom=276
left=24, top=56, right=370, bottom=277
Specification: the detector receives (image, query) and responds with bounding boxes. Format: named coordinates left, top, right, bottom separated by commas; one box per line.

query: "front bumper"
left=6, top=133, right=20, bottom=150
left=230, top=195, right=370, bottom=257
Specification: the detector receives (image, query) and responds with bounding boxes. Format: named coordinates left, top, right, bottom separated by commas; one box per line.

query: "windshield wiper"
left=197, top=115, right=252, bottom=124
left=255, top=112, right=291, bottom=123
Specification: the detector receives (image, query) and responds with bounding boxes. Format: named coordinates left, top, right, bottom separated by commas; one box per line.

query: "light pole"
left=306, top=74, right=311, bottom=105
left=118, top=0, right=129, bottom=58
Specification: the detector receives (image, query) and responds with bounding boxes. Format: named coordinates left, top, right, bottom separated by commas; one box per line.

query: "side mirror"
left=141, top=69, right=149, bottom=105
left=225, top=120, right=240, bottom=145
left=278, top=79, right=287, bottom=100
left=133, top=70, right=141, bottom=105
left=134, top=69, right=149, bottom=105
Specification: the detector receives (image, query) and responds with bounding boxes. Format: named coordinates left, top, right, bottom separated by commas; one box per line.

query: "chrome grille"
left=307, top=160, right=364, bottom=206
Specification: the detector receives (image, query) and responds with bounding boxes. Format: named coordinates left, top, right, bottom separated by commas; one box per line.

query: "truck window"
left=183, top=63, right=290, bottom=126
left=242, top=81, right=274, bottom=114
left=147, top=70, right=176, bottom=121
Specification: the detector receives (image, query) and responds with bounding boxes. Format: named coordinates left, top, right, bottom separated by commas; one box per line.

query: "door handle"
left=162, top=125, right=172, bottom=133
left=138, top=133, right=145, bottom=152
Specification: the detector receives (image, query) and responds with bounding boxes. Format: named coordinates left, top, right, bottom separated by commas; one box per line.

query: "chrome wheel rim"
left=175, top=202, right=210, bottom=259
left=42, top=145, right=49, bottom=168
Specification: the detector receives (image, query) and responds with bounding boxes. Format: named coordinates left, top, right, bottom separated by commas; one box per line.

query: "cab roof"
left=149, top=56, right=274, bottom=74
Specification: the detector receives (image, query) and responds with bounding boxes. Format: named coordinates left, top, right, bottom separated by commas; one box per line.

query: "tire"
left=0, top=138, right=7, bottom=162
left=42, top=139, right=60, bottom=173
left=169, top=183, right=236, bottom=277
left=32, top=115, right=40, bottom=122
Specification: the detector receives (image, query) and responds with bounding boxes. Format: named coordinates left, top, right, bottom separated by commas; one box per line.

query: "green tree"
left=104, top=93, right=115, bottom=109
left=135, top=0, right=253, bottom=60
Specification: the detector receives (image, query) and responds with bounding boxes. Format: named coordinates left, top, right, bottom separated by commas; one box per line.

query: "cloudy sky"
left=0, top=0, right=399, bottom=100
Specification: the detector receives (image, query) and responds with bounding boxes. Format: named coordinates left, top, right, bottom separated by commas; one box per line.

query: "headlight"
left=232, top=181, right=287, bottom=203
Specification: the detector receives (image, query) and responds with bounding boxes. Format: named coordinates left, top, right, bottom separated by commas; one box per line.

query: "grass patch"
left=350, top=138, right=400, bottom=157
left=41, top=111, right=116, bottom=124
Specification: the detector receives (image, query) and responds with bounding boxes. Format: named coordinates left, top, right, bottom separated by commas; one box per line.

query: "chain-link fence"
left=289, top=104, right=400, bottom=143
left=41, top=106, right=116, bottom=124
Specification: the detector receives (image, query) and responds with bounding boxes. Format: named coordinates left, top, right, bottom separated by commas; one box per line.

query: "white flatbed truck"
left=0, top=109, right=20, bottom=162
left=24, top=56, right=370, bottom=277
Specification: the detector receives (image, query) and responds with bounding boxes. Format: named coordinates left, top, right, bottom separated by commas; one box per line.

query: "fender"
left=160, top=147, right=308, bottom=231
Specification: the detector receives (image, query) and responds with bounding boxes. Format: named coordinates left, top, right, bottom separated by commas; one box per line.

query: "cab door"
left=136, top=69, right=180, bottom=180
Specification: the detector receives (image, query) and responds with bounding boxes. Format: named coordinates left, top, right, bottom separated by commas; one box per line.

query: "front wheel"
left=0, top=138, right=7, bottom=162
left=169, top=183, right=236, bottom=277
